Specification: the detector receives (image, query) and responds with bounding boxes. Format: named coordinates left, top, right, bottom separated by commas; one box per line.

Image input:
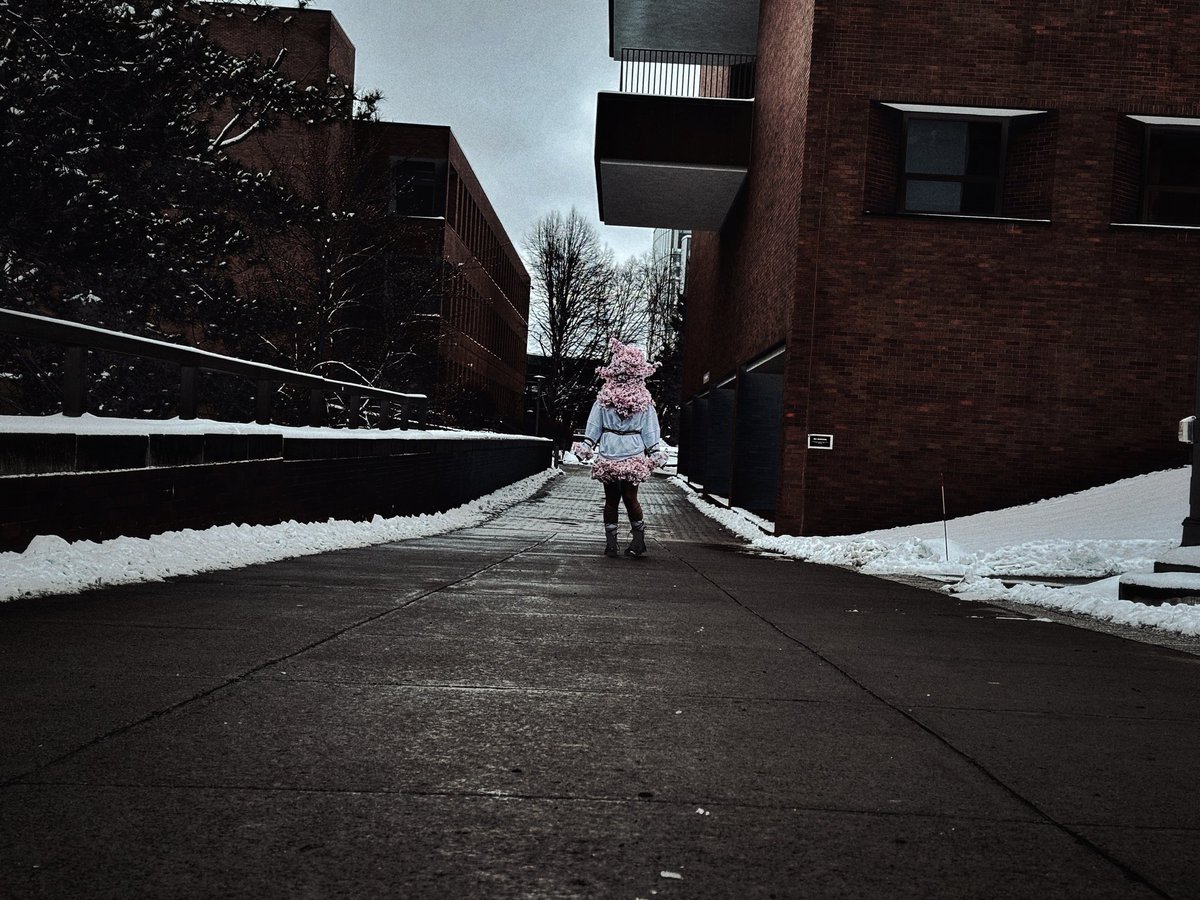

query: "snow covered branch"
left=208, top=47, right=286, bottom=151
left=216, top=118, right=263, bottom=149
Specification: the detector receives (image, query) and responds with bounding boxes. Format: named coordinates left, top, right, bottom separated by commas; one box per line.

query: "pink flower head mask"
left=596, top=338, right=657, bottom=419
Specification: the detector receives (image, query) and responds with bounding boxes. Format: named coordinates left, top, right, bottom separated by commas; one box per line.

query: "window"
left=392, top=159, right=442, bottom=217
left=902, top=117, right=1003, bottom=215
left=1144, top=126, right=1200, bottom=225
left=1113, top=116, right=1200, bottom=226
left=866, top=102, right=1053, bottom=220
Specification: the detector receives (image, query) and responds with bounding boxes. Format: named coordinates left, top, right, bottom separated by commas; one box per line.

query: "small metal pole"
left=397, top=400, right=408, bottom=430
left=180, top=366, right=198, bottom=420
left=941, top=472, right=951, bottom=562
left=347, top=391, right=360, bottom=429
left=379, top=398, right=392, bottom=429
left=63, top=345, right=87, bottom=417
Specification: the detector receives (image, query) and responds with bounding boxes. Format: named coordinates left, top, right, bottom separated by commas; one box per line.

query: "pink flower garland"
left=597, top=338, right=657, bottom=382
left=591, top=454, right=656, bottom=484
left=595, top=339, right=657, bottom=419
left=596, top=379, right=653, bottom=420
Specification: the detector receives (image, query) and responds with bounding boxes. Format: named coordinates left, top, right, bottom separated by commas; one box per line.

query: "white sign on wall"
left=808, top=434, right=834, bottom=450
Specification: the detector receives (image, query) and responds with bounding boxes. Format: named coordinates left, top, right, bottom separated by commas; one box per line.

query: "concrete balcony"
left=609, top=0, right=760, bottom=57
left=594, top=90, right=753, bottom=230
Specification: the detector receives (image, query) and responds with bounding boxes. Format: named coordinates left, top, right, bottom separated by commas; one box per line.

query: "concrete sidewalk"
left=1, top=469, right=1197, bottom=898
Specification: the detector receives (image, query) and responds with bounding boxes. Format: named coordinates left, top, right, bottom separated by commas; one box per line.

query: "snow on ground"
left=0, top=413, right=542, bottom=442
left=677, top=468, right=1200, bottom=636
left=0, top=468, right=560, bottom=604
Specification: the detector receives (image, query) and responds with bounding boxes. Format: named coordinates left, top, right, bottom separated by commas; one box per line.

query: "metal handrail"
left=0, top=307, right=428, bottom=429
left=618, top=48, right=757, bottom=99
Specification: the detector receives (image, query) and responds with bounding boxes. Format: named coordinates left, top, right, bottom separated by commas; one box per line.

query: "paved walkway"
left=2, top=470, right=1198, bottom=898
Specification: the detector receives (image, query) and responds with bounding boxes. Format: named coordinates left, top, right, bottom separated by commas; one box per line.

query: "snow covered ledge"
left=0, top=414, right=553, bottom=551
left=1118, top=572, right=1200, bottom=605
left=0, top=414, right=541, bottom=476
left=1119, top=545, right=1200, bottom=605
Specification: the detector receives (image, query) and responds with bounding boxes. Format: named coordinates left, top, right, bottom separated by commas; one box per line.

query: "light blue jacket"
left=583, top=402, right=663, bottom=461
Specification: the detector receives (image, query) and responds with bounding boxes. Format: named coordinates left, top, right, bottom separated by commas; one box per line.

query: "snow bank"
left=0, top=468, right=560, bottom=603
left=676, top=469, right=1200, bottom=637
left=0, top=413, right=546, bottom=442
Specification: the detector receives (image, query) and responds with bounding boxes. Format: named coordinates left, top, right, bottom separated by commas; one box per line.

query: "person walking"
left=573, top=339, right=667, bottom=557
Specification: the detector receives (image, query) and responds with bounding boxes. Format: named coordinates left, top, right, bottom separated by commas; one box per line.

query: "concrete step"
left=1119, top=571, right=1200, bottom=605
left=1154, top=560, right=1200, bottom=574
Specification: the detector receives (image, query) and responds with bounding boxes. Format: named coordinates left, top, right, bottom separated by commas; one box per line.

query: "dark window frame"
left=1141, top=123, right=1200, bottom=226
left=391, top=157, right=445, bottom=218
left=898, top=112, right=1010, bottom=217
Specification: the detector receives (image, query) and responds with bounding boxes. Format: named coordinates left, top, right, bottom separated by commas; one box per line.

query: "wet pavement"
left=2, top=469, right=1198, bottom=898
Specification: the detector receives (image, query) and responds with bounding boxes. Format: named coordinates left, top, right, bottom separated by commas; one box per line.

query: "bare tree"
left=524, top=211, right=689, bottom=437
left=524, top=208, right=615, bottom=423
left=598, top=255, right=651, bottom=349
left=601, top=250, right=684, bottom=434
left=633, top=250, right=686, bottom=438
left=638, top=252, right=679, bottom=364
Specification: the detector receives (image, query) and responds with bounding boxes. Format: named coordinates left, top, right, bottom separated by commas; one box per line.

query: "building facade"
left=209, top=4, right=529, bottom=426
left=651, top=228, right=691, bottom=304
left=359, top=122, right=530, bottom=424
left=596, top=0, right=1200, bottom=533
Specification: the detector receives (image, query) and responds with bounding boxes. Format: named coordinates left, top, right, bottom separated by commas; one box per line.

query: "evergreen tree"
left=0, top=0, right=348, bottom=413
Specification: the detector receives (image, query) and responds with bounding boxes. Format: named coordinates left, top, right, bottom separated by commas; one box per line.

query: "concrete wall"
left=0, top=433, right=551, bottom=551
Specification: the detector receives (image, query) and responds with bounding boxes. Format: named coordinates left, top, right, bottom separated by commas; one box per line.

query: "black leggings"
left=603, top=481, right=642, bottom=525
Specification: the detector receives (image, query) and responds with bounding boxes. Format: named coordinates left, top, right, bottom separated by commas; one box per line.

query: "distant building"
left=595, top=0, right=1199, bottom=531
left=651, top=228, right=690, bottom=302
left=358, top=122, right=530, bottom=424
left=208, top=4, right=529, bottom=426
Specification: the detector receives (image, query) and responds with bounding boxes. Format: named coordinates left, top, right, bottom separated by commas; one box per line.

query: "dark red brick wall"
left=682, top=0, right=816, bottom=396
left=445, top=132, right=531, bottom=315
left=685, top=0, right=1200, bottom=535
left=863, top=103, right=901, bottom=213
left=1002, top=114, right=1057, bottom=220
left=1111, top=115, right=1145, bottom=223
left=206, top=5, right=354, bottom=182
left=681, top=229, right=722, bottom=390
left=206, top=4, right=355, bottom=87
left=358, top=122, right=530, bottom=421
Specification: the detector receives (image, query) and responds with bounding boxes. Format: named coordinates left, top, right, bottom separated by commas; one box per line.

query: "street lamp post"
left=530, top=375, right=545, bottom=436
left=1182, top=334, right=1200, bottom=545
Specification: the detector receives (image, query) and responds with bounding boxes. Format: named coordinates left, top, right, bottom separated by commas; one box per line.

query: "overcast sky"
left=301, top=0, right=653, bottom=266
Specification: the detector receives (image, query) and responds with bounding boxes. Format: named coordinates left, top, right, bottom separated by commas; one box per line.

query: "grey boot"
left=604, top=524, right=619, bottom=557
left=625, top=521, right=647, bottom=557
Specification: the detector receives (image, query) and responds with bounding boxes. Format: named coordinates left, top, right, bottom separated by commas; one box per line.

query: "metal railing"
left=618, top=48, right=756, bottom=99
left=0, top=307, right=428, bottom=430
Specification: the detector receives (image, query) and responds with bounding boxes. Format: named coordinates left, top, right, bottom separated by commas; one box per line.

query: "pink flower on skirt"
left=591, top=454, right=656, bottom=484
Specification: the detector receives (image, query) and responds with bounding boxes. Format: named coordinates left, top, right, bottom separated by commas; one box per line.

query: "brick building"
left=359, top=121, right=530, bottom=424
left=208, top=5, right=529, bottom=425
left=595, top=0, right=1200, bottom=534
